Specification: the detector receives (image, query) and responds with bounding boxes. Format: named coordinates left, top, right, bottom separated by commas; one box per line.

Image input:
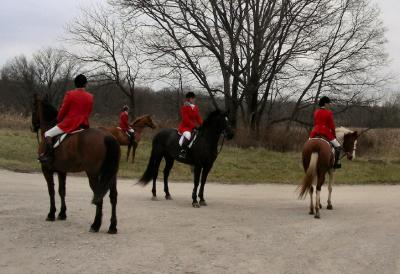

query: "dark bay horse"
left=298, top=127, right=358, bottom=218
left=32, top=94, right=121, bottom=234
left=138, top=110, right=234, bottom=207
left=100, top=114, right=156, bottom=163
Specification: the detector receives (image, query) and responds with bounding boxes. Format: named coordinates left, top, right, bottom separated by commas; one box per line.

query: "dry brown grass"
left=1, top=111, right=399, bottom=158
left=0, top=111, right=31, bottom=130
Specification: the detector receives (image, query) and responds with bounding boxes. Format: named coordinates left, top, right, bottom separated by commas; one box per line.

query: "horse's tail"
left=92, top=136, right=120, bottom=204
left=138, top=148, right=157, bottom=186
left=298, top=152, right=318, bottom=199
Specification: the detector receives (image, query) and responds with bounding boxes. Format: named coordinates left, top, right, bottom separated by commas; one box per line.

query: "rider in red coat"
left=310, top=96, right=341, bottom=168
left=119, top=105, right=135, bottom=145
left=178, top=92, right=203, bottom=158
left=39, top=74, right=93, bottom=163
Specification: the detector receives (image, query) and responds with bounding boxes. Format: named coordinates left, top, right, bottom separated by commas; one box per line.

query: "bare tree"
left=116, top=0, right=388, bottom=132
left=33, top=47, right=80, bottom=104
left=66, top=5, right=145, bottom=118
left=1, top=55, right=38, bottom=114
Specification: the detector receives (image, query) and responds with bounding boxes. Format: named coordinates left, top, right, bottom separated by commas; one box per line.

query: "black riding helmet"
left=74, top=74, right=88, bottom=88
left=186, top=92, right=195, bottom=99
left=319, top=96, right=331, bottom=107
left=122, top=105, right=129, bottom=112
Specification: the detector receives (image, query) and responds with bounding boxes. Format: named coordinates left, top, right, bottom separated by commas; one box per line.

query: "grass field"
left=0, top=129, right=400, bottom=184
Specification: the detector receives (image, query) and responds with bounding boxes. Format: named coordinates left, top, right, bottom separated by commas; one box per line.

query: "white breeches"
left=179, top=131, right=191, bottom=146
left=330, top=139, right=341, bottom=148
left=128, top=128, right=135, bottom=134
left=44, top=125, right=64, bottom=138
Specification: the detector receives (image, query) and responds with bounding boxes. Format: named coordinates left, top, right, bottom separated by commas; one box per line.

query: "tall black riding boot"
left=178, top=140, right=190, bottom=159
left=38, top=137, right=54, bottom=164
left=333, top=147, right=342, bottom=169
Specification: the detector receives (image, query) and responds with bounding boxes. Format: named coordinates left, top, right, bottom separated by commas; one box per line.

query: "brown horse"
left=100, top=115, right=156, bottom=163
left=298, top=127, right=358, bottom=219
left=32, top=94, right=121, bottom=234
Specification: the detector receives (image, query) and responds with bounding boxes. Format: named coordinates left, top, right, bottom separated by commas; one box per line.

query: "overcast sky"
left=0, top=0, right=399, bottom=90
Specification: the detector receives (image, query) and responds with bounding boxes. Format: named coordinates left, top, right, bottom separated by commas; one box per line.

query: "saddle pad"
left=53, top=129, right=84, bottom=149
left=309, top=138, right=335, bottom=158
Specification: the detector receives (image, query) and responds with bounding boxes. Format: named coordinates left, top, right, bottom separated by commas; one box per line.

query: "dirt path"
left=0, top=169, right=399, bottom=274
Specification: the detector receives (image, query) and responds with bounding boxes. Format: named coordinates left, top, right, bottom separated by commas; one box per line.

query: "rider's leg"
left=39, top=125, right=64, bottom=163
left=178, top=131, right=191, bottom=158
left=330, top=139, right=342, bottom=169
left=128, top=128, right=135, bottom=145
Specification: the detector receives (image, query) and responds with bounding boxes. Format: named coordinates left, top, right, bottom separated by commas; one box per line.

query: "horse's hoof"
left=46, top=215, right=55, bottom=222
left=151, top=196, right=158, bottom=201
left=107, top=228, right=118, bottom=234
left=199, top=200, right=207, bottom=206
left=309, top=211, right=314, bottom=215
left=165, top=195, right=173, bottom=200
left=89, top=227, right=100, bottom=233
left=327, top=204, right=333, bottom=210
left=192, top=202, right=200, bottom=208
left=57, top=214, right=67, bottom=221
left=314, top=214, right=320, bottom=219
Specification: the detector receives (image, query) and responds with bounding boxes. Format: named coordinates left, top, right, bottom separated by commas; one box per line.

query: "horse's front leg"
left=192, top=166, right=202, bottom=208
left=127, top=144, right=131, bottom=162
left=57, top=172, right=67, bottom=220
left=131, top=142, right=138, bottom=163
left=42, top=166, right=56, bottom=221
left=327, top=170, right=334, bottom=210
left=198, top=164, right=212, bottom=206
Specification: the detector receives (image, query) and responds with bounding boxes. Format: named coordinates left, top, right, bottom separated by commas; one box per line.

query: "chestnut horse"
left=100, top=114, right=156, bottom=163
left=298, top=127, right=358, bottom=218
left=32, top=94, right=121, bottom=234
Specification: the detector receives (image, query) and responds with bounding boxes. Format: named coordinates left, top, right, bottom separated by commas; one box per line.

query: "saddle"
left=53, top=129, right=85, bottom=149
left=177, top=129, right=198, bottom=149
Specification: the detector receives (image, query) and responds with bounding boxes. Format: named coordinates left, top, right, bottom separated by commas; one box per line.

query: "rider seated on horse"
left=119, top=105, right=135, bottom=145
left=178, top=92, right=203, bottom=159
left=38, top=74, right=93, bottom=164
left=310, top=96, right=342, bottom=169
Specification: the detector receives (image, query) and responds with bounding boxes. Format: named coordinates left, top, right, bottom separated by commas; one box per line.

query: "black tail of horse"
left=92, top=136, right=120, bottom=204
left=138, top=148, right=157, bottom=186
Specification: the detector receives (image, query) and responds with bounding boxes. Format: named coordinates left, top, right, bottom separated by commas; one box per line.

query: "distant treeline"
left=0, top=77, right=399, bottom=130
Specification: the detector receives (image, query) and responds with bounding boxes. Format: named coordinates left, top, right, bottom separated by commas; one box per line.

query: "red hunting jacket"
left=310, top=108, right=336, bottom=141
left=57, top=89, right=93, bottom=133
left=119, top=111, right=130, bottom=132
left=178, top=102, right=203, bottom=134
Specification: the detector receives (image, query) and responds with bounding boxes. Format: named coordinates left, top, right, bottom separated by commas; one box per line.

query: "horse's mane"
left=200, top=109, right=222, bottom=129
left=335, top=126, right=354, bottom=143
left=42, top=98, right=58, bottom=123
left=132, top=114, right=150, bottom=126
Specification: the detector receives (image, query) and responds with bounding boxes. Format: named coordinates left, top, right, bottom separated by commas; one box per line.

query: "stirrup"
left=333, top=162, right=341, bottom=169
left=38, top=154, right=53, bottom=164
left=178, top=148, right=187, bottom=159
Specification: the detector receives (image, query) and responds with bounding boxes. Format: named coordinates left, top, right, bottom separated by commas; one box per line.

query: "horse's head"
left=31, top=94, right=41, bottom=133
left=342, top=131, right=358, bottom=160
left=31, top=94, right=58, bottom=132
left=202, top=109, right=234, bottom=140
left=131, top=114, right=157, bottom=129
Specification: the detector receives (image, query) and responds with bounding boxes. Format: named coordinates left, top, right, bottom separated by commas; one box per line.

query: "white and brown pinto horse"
left=298, top=127, right=358, bottom=218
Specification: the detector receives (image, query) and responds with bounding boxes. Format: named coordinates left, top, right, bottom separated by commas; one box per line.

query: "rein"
left=217, top=132, right=226, bottom=155
left=36, top=131, right=40, bottom=145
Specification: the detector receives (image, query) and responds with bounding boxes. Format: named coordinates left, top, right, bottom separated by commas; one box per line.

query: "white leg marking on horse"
left=352, top=140, right=357, bottom=160
left=328, top=171, right=333, bottom=206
